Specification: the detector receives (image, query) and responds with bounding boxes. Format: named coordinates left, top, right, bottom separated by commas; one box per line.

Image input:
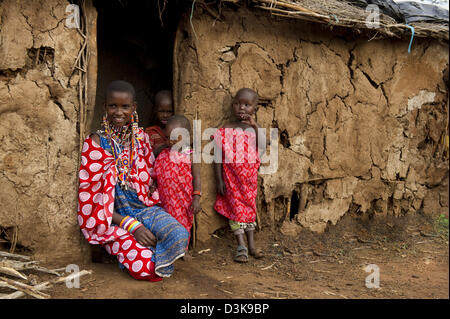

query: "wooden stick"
left=265, top=10, right=324, bottom=24
left=255, top=5, right=327, bottom=22
left=255, top=205, right=261, bottom=231
left=53, top=269, right=93, bottom=284
left=256, top=0, right=326, bottom=17
left=261, top=263, right=276, bottom=270
left=255, top=4, right=317, bottom=17
left=0, top=277, right=50, bottom=299
left=0, top=266, right=27, bottom=280
left=0, top=260, right=60, bottom=276
left=192, top=215, right=197, bottom=249
left=77, top=0, right=89, bottom=151
left=0, top=270, right=92, bottom=299
left=72, top=40, right=88, bottom=69
left=0, top=251, right=31, bottom=261
left=0, top=260, right=39, bottom=269
left=75, top=65, right=87, bottom=73
left=313, top=269, right=336, bottom=274
left=199, top=0, right=222, bottom=21
left=35, top=47, right=41, bottom=66
left=192, top=109, right=199, bottom=249
left=77, top=28, right=87, bottom=39
left=285, top=195, right=291, bottom=221
left=28, top=265, right=63, bottom=276
left=215, top=285, right=233, bottom=295
left=197, top=248, right=210, bottom=255
left=0, top=281, right=52, bottom=300
left=9, top=226, right=17, bottom=254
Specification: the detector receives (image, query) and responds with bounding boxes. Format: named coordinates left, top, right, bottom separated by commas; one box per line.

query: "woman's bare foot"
left=182, top=250, right=192, bottom=261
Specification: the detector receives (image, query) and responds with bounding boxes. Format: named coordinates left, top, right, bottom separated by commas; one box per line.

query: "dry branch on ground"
left=0, top=250, right=92, bottom=299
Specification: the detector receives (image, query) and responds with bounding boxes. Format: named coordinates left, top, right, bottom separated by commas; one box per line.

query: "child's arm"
left=214, top=162, right=226, bottom=196
left=242, top=115, right=266, bottom=159
left=257, top=124, right=266, bottom=159
left=148, top=179, right=157, bottom=195
left=191, top=160, right=201, bottom=215
left=152, top=143, right=169, bottom=158
left=212, top=133, right=226, bottom=196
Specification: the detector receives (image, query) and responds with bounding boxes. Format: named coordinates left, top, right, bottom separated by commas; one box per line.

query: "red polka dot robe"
left=77, top=129, right=162, bottom=281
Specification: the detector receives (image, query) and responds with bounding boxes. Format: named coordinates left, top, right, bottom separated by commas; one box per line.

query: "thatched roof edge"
left=215, top=0, right=449, bottom=41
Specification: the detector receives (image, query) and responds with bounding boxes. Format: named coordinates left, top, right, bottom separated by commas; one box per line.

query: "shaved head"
left=235, top=88, right=259, bottom=104
left=106, top=80, right=136, bottom=101
left=166, top=115, right=191, bottom=132
left=154, top=90, right=173, bottom=106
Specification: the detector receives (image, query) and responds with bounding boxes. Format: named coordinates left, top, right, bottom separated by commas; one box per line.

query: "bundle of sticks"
left=250, top=0, right=449, bottom=40
left=0, top=251, right=92, bottom=299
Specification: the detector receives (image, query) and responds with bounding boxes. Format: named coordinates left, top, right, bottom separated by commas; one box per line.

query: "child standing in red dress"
left=154, top=115, right=201, bottom=258
left=145, top=90, right=173, bottom=149
left=213, top=88, right=266, bottom=263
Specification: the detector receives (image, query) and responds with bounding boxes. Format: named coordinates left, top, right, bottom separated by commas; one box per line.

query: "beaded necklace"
left=102, top=114, right=141, bottom=190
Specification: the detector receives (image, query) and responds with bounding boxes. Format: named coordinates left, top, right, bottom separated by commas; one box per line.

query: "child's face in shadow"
left=232, top=91, right=257, bottom=121
left=156, top=97, right=173, bottom=126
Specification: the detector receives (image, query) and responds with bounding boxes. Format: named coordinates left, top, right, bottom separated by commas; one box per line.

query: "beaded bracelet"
left=119, top=216, right=144, bottom=234
left=129, top=220, right=144, bottom=234
left=119, top=216, right=132, bottom=228
left=193, top=190, right=201, bottom=197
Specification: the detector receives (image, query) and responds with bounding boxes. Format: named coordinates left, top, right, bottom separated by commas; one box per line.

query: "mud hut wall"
left=174, top=8, right=449, bottom=240
left=0, top=0, right=95, bottom=262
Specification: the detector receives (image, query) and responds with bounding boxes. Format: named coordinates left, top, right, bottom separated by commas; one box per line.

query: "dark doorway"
left=289, top=190, right=300, bottom=220
left=92, top=0, right=185, bottom=131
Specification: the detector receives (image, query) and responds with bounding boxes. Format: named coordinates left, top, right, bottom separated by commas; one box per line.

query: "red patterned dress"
left=213, top=127, right=261, bottom=223
left=154, top=148, right=193, bottom=232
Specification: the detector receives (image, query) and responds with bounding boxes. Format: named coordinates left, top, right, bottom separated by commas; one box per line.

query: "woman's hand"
left=134, top=226, right=157, bottom=247
left=191, top=196, right=201, bottom=215
left=148, top=181, right=157, bottom=196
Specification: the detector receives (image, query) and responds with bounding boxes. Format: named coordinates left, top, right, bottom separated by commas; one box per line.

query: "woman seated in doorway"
left=77, top=80, right=189, bottom=281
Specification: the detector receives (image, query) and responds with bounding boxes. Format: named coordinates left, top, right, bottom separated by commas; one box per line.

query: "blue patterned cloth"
left=100, top=134, right=189, bottom=277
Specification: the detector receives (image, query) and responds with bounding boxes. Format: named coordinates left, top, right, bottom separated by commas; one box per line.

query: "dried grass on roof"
left=219, top=0, right=448, bottom=40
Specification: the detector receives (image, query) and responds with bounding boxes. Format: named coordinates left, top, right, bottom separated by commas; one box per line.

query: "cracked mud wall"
left=174, top=8, right=449, bottom=240
left=0, top=0, right=95, bottom=262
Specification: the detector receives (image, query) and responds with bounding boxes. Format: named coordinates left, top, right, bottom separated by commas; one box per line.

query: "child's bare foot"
left=182, top=250, right=192, bottom=261
left=249, top=247, right=264, bottom=259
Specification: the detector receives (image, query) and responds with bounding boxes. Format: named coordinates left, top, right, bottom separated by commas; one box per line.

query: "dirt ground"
left=3, top=213, right=448, bottom=300
left=33, top=213, right=446, bottom=300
